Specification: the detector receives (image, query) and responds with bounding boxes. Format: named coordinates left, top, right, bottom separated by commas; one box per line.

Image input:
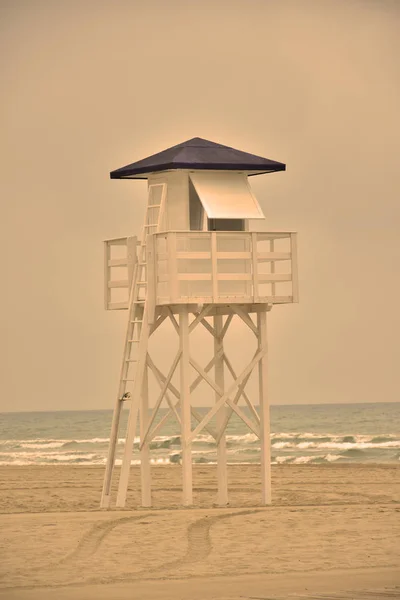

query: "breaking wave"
left=0, top=431, right=399, bottom=466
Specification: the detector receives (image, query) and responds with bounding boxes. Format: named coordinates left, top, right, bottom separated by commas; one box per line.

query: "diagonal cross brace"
left=188, top=347, right=266, bottom=444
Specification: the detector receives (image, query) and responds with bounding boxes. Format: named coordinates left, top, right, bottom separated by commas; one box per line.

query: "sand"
left=0, top=464, right=399, bottom=599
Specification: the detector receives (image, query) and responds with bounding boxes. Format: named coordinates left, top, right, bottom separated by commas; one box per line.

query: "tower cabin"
left=101, top=137, right=298, bottom=509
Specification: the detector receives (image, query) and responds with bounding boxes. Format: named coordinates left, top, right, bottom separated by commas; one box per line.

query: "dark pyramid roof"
left=110, top=137, right=285, bottom=179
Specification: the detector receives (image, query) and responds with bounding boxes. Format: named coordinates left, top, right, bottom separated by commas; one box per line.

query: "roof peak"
left=110, top=137, right=286, bottom=179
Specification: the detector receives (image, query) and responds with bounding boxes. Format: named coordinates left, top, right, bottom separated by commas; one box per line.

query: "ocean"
left=1, top=403, right=399, bottom=467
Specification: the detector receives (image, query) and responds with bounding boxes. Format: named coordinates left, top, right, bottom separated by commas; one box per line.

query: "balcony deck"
left=104, top=231, right=298, bottom=310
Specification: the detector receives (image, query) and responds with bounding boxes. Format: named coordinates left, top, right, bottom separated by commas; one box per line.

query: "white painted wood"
left=251, top=232, right=259, bottom=303
left=223, top=351, right=260, bottom=425
left=127, top=236, right=137, bottom=291
left=167, top=232, right=178, bottom=302
left=115, top=309, right=150, bottom=508
left=291, top=233, right=299, bottom=302
left=104, top=241, right=110, bottom=310
left=108, top=258, right=128, bottom=267
left=146, top=234, right=156, bottom=324
left=100, top=398, right=122, bottom=508
left=188, top=347, right=266, bottom=444
left=140, top=365, right=151, bottom=507
left=108, top=280, right=130, bottom=288
left=107, top=302, right=129, bottom=310
left=257, top=311, right=272, bottom=505
left=189, top=172, right=265, bottom=219
left=214, top=315, right=228, bottom=506
left=230, top=306, right=258, bottom=336
left=179, top=308, right=193, bottom=506
left=140, top=351, right=181, bottom=448
left=211, top=232, right=218, bottom=302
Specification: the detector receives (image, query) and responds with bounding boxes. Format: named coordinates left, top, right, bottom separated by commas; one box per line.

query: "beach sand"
left=0, top=464, right=399, bottom=599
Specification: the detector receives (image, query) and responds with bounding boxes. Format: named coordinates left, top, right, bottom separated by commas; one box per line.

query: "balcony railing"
left=104, top=231, right=298, bottom=310
left=149, top=231, right=298, bottom=306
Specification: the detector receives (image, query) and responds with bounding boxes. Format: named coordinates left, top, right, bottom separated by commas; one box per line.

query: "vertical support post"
left=104, top=241, right=110, bottom=310
left=257, top=310, right=272, bottom=505
left=100, top=399, right=123, bottom=508
left=180, top=307, right=193, bottom=506
left=214, top=314, right=228, bottom=506
left=140, top=365, right=151, bottom=507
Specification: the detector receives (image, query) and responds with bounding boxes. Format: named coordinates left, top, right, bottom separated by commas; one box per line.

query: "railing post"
left=290, top=233, right=299, bottom=303
left=167, top=232, right=178, bottom=303
left=251, top=233, right=259, bottom=303
left=270, top=238, right=276, bottom=299
left=211, top=232, right=218, bottom=302
left=104, top=241, right=110, bottom=310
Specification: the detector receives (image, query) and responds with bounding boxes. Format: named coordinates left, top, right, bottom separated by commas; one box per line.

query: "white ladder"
left=101, top=183, right=166, bottom=508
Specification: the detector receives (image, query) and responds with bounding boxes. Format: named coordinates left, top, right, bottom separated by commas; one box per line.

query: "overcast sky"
left=1, top=0, right=399, bottom=412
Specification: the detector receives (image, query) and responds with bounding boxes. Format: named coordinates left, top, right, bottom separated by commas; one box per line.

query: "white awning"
left=189, top=172, right=265, bottom=219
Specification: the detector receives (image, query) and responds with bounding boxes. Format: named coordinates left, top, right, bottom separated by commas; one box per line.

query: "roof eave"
left=110, top=162, right=286, bottom=179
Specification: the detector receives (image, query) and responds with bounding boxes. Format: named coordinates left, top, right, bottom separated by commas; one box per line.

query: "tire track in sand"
left=57, top=513, right=158, bottom=566
left=145, top=508, right=265, bottom=575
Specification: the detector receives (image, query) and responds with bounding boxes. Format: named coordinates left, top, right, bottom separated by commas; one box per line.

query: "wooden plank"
left=291, top=232, right=299, bottom=302
left=257, top=311, right=271, bottom=505
left=214, top=315, right=228, bottom=506
left=223, top=352, right=260, bottom=425
left=177, top=251, right=212, bottom=259
left=108, top=258, right=128, bottom=267
left=180, top=308, right=193, bottom=506
left=116, top=308, right=150, bottom=508
left=225, top=397, right=260, bottom=438
left=107, top=302, right=129, bottom=310
left=188, top=348, right=266, bottom=444
left=251, top=232, right=259, bottom=303
left=189, top=304, right=213, bottom=333
left=217, top=273, right=252, bottom=281
left=217, top=251, right=252, bottom=259
left=258, top=273, right=292, bottom=282
left=140, top=366, right=151, bottom=507
left=211, top=231, right=218, bottom=302
left=140, top=350, right=181, bottom=448
left=167, top=232, right=178, bottom=303
left=104, top=241, right=110, bottom=310
left=108, top=279, right=129, bottom=288
left=258, top=252, right=291, bottom=261
left=230, top=305, right=258, bottom=336
left=178, top=273, right=212, bottom=281
left=270, top=239, right=276, bottom=298
left=127, top=236, right=137, bottom=290
left=146, top=234, right=156, bottom=324
left=190, top=348, right=223, bottom=394
left=100, top=397, right=123, bottom=508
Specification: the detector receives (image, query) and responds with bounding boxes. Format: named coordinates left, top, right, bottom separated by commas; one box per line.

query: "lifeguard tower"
left=101, top=137, right=298, bottom=509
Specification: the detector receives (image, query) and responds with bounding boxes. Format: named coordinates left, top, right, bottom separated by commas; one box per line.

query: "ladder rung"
left=128, top=339, right=139, bottom=343
left=144, top=224, right=157, bottom=228
left=136, top=282, right=147, bottom=286
left=122, top=379, right=134, bottom=382
left=126, top=359, right=137, bottom=363
left=131, top=319, right=143, bottom=323
left=148, top=203, right=161, bottom=208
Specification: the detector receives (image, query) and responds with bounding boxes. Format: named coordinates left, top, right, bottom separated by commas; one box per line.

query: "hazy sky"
left=1, top=0, right=399, bottom=412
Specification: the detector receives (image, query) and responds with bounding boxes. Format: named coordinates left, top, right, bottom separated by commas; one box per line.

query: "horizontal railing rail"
left=152, top=231, right=298, bottom=306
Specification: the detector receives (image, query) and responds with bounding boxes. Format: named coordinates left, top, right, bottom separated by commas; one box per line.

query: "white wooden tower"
left=101, top=137, right=298, bottom=509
